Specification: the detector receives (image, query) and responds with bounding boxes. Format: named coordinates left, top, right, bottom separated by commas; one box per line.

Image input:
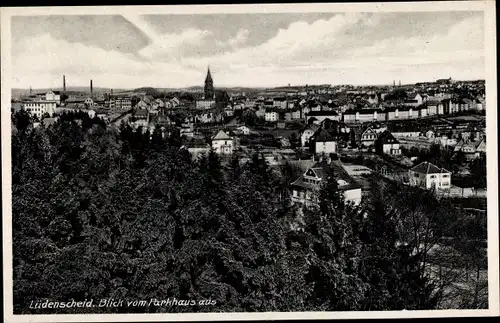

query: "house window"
left=442, top=174, right=449, bottom=178
left=293, top=190, right=298, bottom=197
left=430, top=175, right=436, bottom=179
left=414, top=173, right=419, bottom=178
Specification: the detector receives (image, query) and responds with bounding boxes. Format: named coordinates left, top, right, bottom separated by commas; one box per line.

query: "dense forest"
left=11, top=110, right=486, bottom=314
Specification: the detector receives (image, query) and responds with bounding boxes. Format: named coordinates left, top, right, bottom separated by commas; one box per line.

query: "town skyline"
left=11, top=11, right=484, bottom=89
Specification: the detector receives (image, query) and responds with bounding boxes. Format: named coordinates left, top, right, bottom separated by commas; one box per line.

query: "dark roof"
left=343, top=108, right=383, bottom=114
left=306, top=110, right=339, bottom=116
left=313, top=128, right=336, bottom=142
left=265, top=108, right=278, bottom=113
left=410, top=161, right=451, bottom=174
left=377, top=130, right=399, bottom=145
left=291, top=161, right=362, bottom=192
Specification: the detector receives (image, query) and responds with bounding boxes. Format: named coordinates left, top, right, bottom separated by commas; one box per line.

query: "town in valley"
left=8, top=9, right=491, bottom=315
left=12, top=71, right=487, bottom=203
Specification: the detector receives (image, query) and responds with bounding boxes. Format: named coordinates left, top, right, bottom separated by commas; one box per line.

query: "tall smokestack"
left=90, top=80, right=93, bottom=95
left=63, top=75, right=66, bottom=93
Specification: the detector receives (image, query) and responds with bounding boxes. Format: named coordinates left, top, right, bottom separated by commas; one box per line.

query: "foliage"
left=12, top=117, right=460, bottom=313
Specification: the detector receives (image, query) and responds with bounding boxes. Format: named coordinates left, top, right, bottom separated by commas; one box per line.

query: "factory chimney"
left=63, top=75, right=66, bottom=93
left=90, top=79, right=93, bottom=95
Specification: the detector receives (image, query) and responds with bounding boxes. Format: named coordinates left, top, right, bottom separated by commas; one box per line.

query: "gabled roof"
left=290, top=161, right=362, bottom=192
left=212, top=129, right=233, bottom=140
left=313, top=128, right=336, bottom=142
left=377, top=130, right=399, bottom=145
left=410, top=161, right=451, bottom=174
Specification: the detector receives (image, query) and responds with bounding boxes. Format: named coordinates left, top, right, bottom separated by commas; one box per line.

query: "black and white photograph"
left=1, top=2, right=498, bottom=322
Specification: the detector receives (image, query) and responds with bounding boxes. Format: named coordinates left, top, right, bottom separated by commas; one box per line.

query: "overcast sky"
left=11, top=11, right=485, bottom=89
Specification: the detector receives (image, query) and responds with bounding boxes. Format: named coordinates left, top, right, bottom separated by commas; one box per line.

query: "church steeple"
left=204, top=66, right=214, bottom=100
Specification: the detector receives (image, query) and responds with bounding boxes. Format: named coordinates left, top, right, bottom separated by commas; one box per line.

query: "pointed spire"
left=205, top=65, right=213, bottom=83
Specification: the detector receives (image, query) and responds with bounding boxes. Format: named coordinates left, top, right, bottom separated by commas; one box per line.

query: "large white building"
left=265, top=109, right=279, bottom=122
left=211, top=130, right=234, bottom=155
left=21, top=101, right=57, bottom=120
left=409, top=161, right=451, bottom=191
left=196, top=100, right=216, bottom=110
left=45, top=91, right=61, bottom=105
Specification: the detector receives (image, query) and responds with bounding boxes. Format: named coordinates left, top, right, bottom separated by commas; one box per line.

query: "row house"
left=343, top=109, right=385, bottom=123
left=284, top=108, right=302, bottom=121
left=265, top=108, right=279, bottom=122
left=273, top=97, right=288, bottom=109
left=306, top=110, right=341, bottom=124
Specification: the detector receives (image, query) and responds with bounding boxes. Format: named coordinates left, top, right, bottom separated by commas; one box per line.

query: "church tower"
left=204, top=66, right=215, bottom=100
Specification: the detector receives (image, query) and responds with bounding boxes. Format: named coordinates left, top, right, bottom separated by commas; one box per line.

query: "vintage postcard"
left=1, top=2, right=498, bottom=322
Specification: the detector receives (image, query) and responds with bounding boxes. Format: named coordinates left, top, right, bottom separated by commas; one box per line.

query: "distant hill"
left=11, top=87, right=128, bottom=99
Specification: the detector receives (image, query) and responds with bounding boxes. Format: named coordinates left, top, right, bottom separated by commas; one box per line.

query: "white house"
left=236, top=125, right=251, bottom=135
left=409, top=161, right=451, bottom=191
left=290, top=161, right=362, bottom=207
left=300, top=124, right=320, bottom=147
left=265, top=109, right=279, bottom=122
left=211, top=130, right=234, bottom=155
left=375, top=131, right=401, bottom=155
left=312, top=129, right=337, bottom=154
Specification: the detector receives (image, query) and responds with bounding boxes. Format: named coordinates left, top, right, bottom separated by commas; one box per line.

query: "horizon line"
left=12, top=78, right=486, bottom=92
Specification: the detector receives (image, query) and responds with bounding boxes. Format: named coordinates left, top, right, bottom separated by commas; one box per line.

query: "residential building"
left=300, top=124, right=320, bottom=147
left=375, top=131, right=401, bottom=155
left=211, top=130, right=234, bottom=155
left=265, top=108, right=279, bottom=122
left=196, top=99, right=216, bottom=110
left=290, top=161, right=362, bottom=207
left=273, top=97, right=287, bottom=109
left=360, top=127, right=379, bottom=147
left=454, top=139, right=487, bottom=161
left=305, top=110, right=340, bottom=124
left=409, top=161, right=451, bottom=191
left=312, top=128, right=337, bottom=154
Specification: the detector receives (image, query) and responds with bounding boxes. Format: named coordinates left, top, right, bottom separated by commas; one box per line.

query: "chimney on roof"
left=63, top=75, right=66, bottom=93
